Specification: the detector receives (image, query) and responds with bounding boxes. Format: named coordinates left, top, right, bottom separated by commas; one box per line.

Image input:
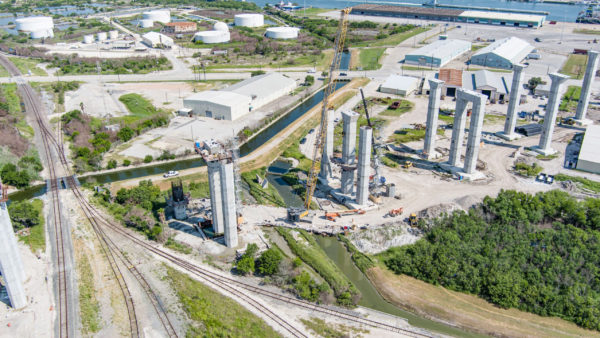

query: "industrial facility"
left=379, top=75, right=420, bottom=96
left=404, top=39, right=471, bottom=68
left=234, top=13, right=265, bottom=27
left=265, top=27, right=300, bottom=39
left=15, top=16, right=54, bottom=39
left=142, top=9, right=171, bottom=24
left=470, top=36, right=533, bottom=69
left=193, top=22, right=230, bottom=44
left=163, top=21, right=197, bottom=33
left=350, top=4, right=546, bottom=28
left=142, top=32, right=174, bottom=48
left=463, top=70, right=513, bottom=102
left=576, top=125, right=600, bottom=174
left=183, top=73, right=296, bottom=120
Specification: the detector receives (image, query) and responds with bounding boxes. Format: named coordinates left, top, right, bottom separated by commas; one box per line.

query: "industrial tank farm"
left=234, top=13, right=264, bottom=27
left=15, top=16, right=54, bottom=39
left=265, top=27, right=299, bottom=39
left=194, top=22, right=230, bottom=44
left=139, top=19, right=154, bottom=28
left=142, top=10, right=171, bottom=24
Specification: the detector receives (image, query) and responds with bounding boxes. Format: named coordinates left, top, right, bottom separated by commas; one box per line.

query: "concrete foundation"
left=0, top=202, right=27, bottom=309
left=356, top=126, right=372, bottom=206
left=534, top=73, right=570, bottom=156
left=220, top=161, right=238, bottom=248
left=319, top=110, right=335, bottom=183
left=574, top=51, right=599, bottom=123
left=207, top=161, right=224, bottom=234
left=423, top=79, right=444, bottom=159
left=497, top=64, right=524, bottom=141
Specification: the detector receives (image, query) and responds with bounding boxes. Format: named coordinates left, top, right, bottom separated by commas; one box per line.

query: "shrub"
left=257, top=249, right=282, bottom=275
left=123, top=159, right=131, bottom=166
left=143, top=155, right=153, bottom=163
left=107, top=159, right=117, bottom=169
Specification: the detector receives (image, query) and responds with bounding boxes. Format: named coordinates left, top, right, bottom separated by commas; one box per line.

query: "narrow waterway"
left=313, top=235, right=483, bottom=338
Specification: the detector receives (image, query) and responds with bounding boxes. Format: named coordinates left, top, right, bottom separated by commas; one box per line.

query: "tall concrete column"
left=448, top=95, right=469, bottom=167
left=356, top=126, right=372, bottom=206
left=207, top=161, right=224, bottom=234
left=575, top=50, right=599, bottom=122
left=537, top=73, right=570, bottom=155
left=500, top=64, right=524, bottom=139
left=341, top=110, right=359, bottom=194
left=423, top=79, right=444, bottom=159
left=0, top=203, right=27, bottom=309
left=319, top=109, right=335, bottom=182
left=220, top=161, right=238, bottom=248
left=464, top=93, right=487, bottom=174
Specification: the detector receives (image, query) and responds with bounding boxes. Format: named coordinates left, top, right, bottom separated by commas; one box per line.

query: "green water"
left=313, top=235, right=483, bottom=338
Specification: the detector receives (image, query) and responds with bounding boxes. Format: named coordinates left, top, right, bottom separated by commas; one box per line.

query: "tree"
left=144, top=155, right=153, bottom=163
left=237, top=255, right=255, bottom=275
left=8, top=200, right=40, bottom=230
left=528, top=77, right=543, bottom=90
left=107, top=159, right=117, bottom=169
left=304, top=75, right=314, bottom=86
left=123, top=159, right=131, bottom=166
left=117, top=126, right=135, bottom=142
left=257, top=248, right=282, bottom=275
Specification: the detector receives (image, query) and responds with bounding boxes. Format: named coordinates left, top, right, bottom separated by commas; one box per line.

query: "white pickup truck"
left=163, top=170, right=179, bottom=178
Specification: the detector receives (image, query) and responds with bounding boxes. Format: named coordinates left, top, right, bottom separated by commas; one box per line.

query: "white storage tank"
left=234, top=14, right=264, bottom=27
left=83, top=34, right=94, bottom=44
left=15, top=16, right=54, bottom=39
left=139, top=19, right=154, bottom=28
left=193, top=30, right=230, bottom=44
left=108, top=30, right=118, bottom=40
left=265, top=27, right=299, bottom=40
left=213, top=21, right=229, bottom=32
left=142, top=10, right=170, bottom=24
left=97, top=32, right=107, bottom=41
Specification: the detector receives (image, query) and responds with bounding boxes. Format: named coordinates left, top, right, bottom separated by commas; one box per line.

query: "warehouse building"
left=183, top=73, right=297, bottom=121
left=379, top=75, right=419, bottom=96
left=438, top=68, right=463, bottom=97
left=351, top=4, right=545, bottom=28
left=141, top=32, right=173, bottom=48
left=470, top=37, right=533, bottom=69
left=405, top=39, right=471, bottom=68
left=463, top=70, right=512, bottom=102
left=183, top=91, right=251, bottom=120
left=577, top=124, right=600, bottom=174
left=163, top=22, right=197, bottom=33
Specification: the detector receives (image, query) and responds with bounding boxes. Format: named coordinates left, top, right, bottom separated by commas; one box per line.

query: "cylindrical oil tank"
left=234, top=14, right=264, bottom=27
left=15, top=16, right=54, bottom=39
left=193, top=30, right=230, bottom=44
left=139, top=19, right=154, bottom=28
left=83, top=34, right=94, bottom=44
left=142, top=10, right=170, bottom=24
left=97, top=32, right=107, bottom=41
left=213, top=21, right=229, bottom=32
left=265, top=27, right=299, bottom=40
left=108, top=30, right=118, bottom=40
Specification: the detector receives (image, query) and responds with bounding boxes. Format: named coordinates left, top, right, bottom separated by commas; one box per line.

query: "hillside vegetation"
left=381, top=190, right=600, bottom=331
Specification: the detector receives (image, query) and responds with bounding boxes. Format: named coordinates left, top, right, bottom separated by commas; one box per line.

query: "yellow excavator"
left=287, top=8, right=351, bottom=222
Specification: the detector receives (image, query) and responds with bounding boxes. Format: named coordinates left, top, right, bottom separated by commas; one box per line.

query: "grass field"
left=574, top=28, right=600, bottom=35
left=78, top=254, right=101, bottom=334
left=367, top=265, right=599, bottom=338
left=165, top=266, right=282, bottom=337
left=555, top=174, right=600, bottom=193
left=356, top=48, right=385, bottom=70
left=355, top=27, right=429, bottom=47
left=118, top=93, right=161, bottom=117
left=560, top=54, right=588, bottom=80
left=9, top=57, right=47, bottom=76
left=379, top=100, right=413, bottom=117
left=241, top=168, right=286, bottom=207
left=389, top=128, right=443, bottom=144
left=559, top=85, right=581, bottom=112
left=18, top=199, right=45, bottom=253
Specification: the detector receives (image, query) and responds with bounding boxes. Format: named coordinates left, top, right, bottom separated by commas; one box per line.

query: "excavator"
left=325, top=209, right=365, bottom=221
left=388, top=207, right=404, bottom=217
left=287, top=8, right=351, bottom=222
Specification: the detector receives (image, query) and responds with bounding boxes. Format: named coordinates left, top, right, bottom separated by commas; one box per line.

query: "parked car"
left=308, top=128, right=315, bottom=134
left=534, top=37, right=542, bottom=42
left=536, top=173, right=547, bottom=182
left=163, top=170, right=179, bottom=178
left=339, top=72, right=348, bottom=76
left=300, top=137, right=307, bottom=144
left=545, top=175, right=554, bottom=184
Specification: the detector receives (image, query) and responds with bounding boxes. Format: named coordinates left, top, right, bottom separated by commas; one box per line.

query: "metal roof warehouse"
left=405, top=39, right=471, bottom=68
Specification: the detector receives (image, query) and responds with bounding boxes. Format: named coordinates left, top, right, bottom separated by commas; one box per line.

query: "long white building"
left=183, top=73, right=297, bottom=121
left=405, top=39, right=471, bottom=68
left=470, top=37, right=533, bottom=69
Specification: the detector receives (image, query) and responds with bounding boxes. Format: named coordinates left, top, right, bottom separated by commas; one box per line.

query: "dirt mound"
left=418, top=203, right=462, bottom=219
left=350, top=223, right=420, bottom=254
left=453, top=195, right=482, bottom=210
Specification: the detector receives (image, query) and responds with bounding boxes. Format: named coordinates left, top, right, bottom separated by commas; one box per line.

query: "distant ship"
left=577, top=5, right=600, bottom=23
left=275, top=1, right=302, bottom=11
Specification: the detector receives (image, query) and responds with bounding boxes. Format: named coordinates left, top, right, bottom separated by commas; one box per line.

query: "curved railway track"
left=1, top=54, right=432, bottom=338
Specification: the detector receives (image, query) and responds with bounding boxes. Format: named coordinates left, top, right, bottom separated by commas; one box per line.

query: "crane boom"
left=288, top=8, right=351, bottom=221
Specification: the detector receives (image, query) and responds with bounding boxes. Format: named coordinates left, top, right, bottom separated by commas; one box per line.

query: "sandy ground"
left=368, top=267, right=600, bottom=338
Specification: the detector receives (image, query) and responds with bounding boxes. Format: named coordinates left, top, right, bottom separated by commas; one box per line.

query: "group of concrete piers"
left=423, top=50, right=599, bottom=178
left=0, top=197, right=27, bottom=309
left=207, top=159, right=238, bottom=248
left=319, top=109, right=372, bottom=206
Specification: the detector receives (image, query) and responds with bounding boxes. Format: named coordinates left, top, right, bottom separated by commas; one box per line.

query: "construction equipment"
left=388, top=207, right=404, bottom=217
left=287, top=7, right=351, bottom=222
left=403, top=161, right=413, bottom=169
left=325, top=209, right=365, bottom=221
left=409, top=213, right=418, bottom=226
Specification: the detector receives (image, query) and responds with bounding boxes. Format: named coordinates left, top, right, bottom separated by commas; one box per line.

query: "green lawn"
left=357, top=48, right=385, bottom=70
left=0, top=64, right=9, bottom=77
left=471, top=44, right=488, bottom=51
left=18, top=199, right=45, bottom=253
left=559, top=85, right=581, bottom=112
left=165, top=266, right=282, bottom=337
left=78, top=254, right=101, bottom=334
left=389, top=128, right=443, bottom=144
left=9, top=57, right=47, bottom=76
left=560, top=54, right=587, bottom=80
left=379, top=100, right=413, bottom=117
left=354, top=27, right=429, bottom=47
left=2, top=83, right=34, bottom=139
left=119, top=93, right=161, bottom=117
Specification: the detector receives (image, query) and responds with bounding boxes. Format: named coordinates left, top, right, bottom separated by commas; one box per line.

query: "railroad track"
left=1, top=54, right=432, bottom=338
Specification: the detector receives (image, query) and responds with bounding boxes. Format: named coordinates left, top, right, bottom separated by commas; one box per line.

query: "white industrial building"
left=142, top=10, right=171, bottom=24
left=15, top=16, right=54, bottom=39
left=183, top=91, right=251, bottom=121
left=234, top=13, right=264, bottom=27
left=577, top=124, right=600, bottom=174
left=266, top=27, right=299, bottom=39
left=379, top=75, right=419, bottom=96
left=463, top=70, right=513, bottom=102
left=470, top=37, right=533, bottom=69
left=405, top=39, right=471, bottom=68
left=142, top=32, right=173, bottom=48
left=183, top=73, right=297, bottom=120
